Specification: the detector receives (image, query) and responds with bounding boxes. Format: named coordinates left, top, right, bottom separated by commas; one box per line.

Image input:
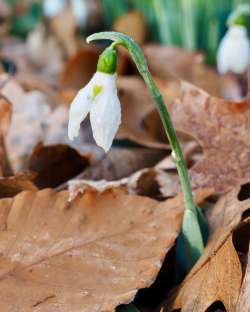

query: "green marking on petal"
left=91, top=85, right=103, bottom=100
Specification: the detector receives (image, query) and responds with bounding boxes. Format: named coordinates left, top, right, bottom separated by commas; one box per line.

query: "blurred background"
left=1, top=0, right=250, bottom=62
left=0, top=0, right=250, bottom=101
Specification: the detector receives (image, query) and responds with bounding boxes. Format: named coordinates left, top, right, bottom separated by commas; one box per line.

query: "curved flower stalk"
left=68, top=31, right=207, bottom=273
left=217, top=4, right=250, bottom=74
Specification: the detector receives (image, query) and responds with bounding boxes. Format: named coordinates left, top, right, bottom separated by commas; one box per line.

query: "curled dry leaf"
left=0, top=187, right=208, bottom=312
left=67, top=168, right=179, bottom=202
left=126, top=168, right=179, bottom=199
left=58, top=148, right=166, bottom=192
left=29, top=143, right=90, bottom=189
left=0, top=94, right=12, bottom=176
left=117, top=77, right=167, bottom=149
left=0, top=172, right=37, bottom=198
left=161, top=184, right=250, bottom=312
left=68, top=179, right=127, bottom=202
left=170, top=81, right=250, bottom=193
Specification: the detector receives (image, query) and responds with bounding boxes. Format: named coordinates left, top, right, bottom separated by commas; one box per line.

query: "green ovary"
left=91, top=85, right=103, bottom=100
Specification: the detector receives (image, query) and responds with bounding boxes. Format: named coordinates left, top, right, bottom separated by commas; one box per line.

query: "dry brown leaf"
left=126, top=168, right=179, bottom=199
left=67, top=168, right=179, bottom=202
left=236, top=242, right=250, bottom=311
left=113, top=10, right=146, bottom=45
left=144, top=45, right=200, bottom=82
left=0, top=94, right=12, bottom=176
left=28, top=143, right=90, bottom=189
left=169, top=81, right=250, bottom=193
left=163, top=235, right=242, bottom=312
left=144, top=45, right=241, bottom=99
left=67, top=179, right=128, bottom=202
left=0, top=172, right=37, bottom=198
left=50, top=8, right=78, bottom=57
left=0, top=187, right=198, bottom=312
left=58, top=148, right=166, bottom=191
left=1, top=76, right=51, bottom=171
left=117, top=77, right=167, bottom=149
left=160, top=184, right=250, bottom=312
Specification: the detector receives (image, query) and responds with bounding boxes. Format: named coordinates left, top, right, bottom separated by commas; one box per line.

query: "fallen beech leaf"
left=68, top=179, right=127, bottom=202
left=161, top=184, right=250, bottom=312
left=50, top=8, right=78, bottom=57
left=113, top=11, right=146, bottom=45
left=164, top=235, right=242, bottom=312
left=0, top=172, right=37, bottom=198
left=144, top=45, right=241, bottom=99
left=170, top=82, right=250, bottom=193
left=117, top=77, right=167, bottom=149
left=58, top=148, right=166, bottom=191
left=68, top=168, right=179, bottom=202
left=0, top=187, right=197, bottom=311
left=144, top=45, right=200, bottom=82
left=0, top=94, right=12, bottom=176
left=236, top=242, right=250, bottom=311
left=126, top=168, right=179, bottom=199
left=29, top=143, right=90, bottom=188
left=1, top=76, right=51, bottom=171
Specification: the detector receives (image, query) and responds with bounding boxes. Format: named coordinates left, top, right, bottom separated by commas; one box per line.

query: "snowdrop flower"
left=68, top=48, right=121, bottom=152
left=217, top=25, right=250, bottom=74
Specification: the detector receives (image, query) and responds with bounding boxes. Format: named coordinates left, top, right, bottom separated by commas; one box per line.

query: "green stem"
left=87, top=32, right=205, bottom=268
left=141, top=73, right=196, bottom=214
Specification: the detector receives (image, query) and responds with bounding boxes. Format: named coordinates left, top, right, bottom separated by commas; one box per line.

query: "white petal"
left=68, top=83, right=93, bottom=140
left=90, top=74, right=121, bottom=152
left=217, top=25, right=250, bottom=74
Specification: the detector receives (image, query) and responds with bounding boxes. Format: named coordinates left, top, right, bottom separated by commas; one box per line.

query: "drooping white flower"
left=217, top=25, right=250, bottom=74
left=68, top=72, right=121, bottom=152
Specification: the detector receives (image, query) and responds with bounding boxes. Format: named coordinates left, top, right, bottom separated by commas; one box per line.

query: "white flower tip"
left=68, top=123, right=80, bottom=141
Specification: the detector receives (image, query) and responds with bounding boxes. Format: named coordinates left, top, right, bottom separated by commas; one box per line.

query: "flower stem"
left=87, top=32, right=205, bottom=270
left=142, top=73, right=196, bottom=214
